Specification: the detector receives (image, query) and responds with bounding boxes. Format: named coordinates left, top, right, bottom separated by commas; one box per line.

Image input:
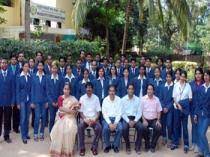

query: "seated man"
left=141, top=84, right=162, bottom=153
left=78, top=82, right=102, bottom=156
left=102, top=85, right=122, bottom=153
left=121, top=83, right=144, bottom=154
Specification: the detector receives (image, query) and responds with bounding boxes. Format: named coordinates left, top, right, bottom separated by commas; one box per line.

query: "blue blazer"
left=0, top=70, right=15, bottom=106
left=76, top=80, right=92, bottom=99
left=16, top=74, right=32, bottom=104
left=116, top=67, right=124, bottom=77
left=179, top=99, right=190, bottom=115
left=108, top=76, right=120, bottom=88
left=8, top=64, right=20, bottom=76
left=159, top=84, right=174, bottom=111
left=190, top=80, right=203, bottom=116
left=58, top=67, right=66, bottom=77
left=161, top=68, right=175, bottom=80
left=44, top=64, right=51, bottom=75
left=46, top=75, right=64, bottom=104
left=89, top=72, right=97, bottom=81
left=132, top=77, right=148, bottom=97
left=72, top=67, right=83, bottom=80
left=64, top=76, right=77, bottom=97
left=103, top=67, right=110, bottom=77
left=149, top=78, right=165, bottom=98
left=146, top=68, right=155, bottom=79
left=31, top=74, right=48, bottom=104
left=93, top=78, right=109, bottom=102
left=117, top=77, right=131, bottom=97
left=129, top=67, right=139, bottom=79
left=195, top=85, right=210, bottom=118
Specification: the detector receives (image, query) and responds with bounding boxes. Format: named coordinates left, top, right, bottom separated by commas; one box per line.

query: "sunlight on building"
left=31, top=0, right=56, bottom=7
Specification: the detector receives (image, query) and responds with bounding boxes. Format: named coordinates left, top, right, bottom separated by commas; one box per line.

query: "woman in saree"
left=50, top=82, right=80, bottom=157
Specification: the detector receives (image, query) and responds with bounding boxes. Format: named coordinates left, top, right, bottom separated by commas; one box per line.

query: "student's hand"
left=143, top=119, right=148, bottom=127
left=163, top=108, right=168, bottom=113
left=17, top=105, right=20, bottom=110
left=84, top=118, right=91, bottom=125
left=194, top=115, right=198, bottom=124
left=109, top=124, right=116, bottom=131
left=156, top=120, right=162, bottom=128
left=177, top=104, right=182, bottom=111
left=52, top=102, right=57, bottom=107
left=45, top=103, right=48, bottom=109
left=31, top=103, right=35, bottom=109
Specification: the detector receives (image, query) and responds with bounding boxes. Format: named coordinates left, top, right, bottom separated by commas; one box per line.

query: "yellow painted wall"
left=0, top=0, right=21, bottom=27
left=56, top=0, right=74, bottom=28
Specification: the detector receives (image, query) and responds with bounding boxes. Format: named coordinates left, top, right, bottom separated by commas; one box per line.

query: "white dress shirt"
left=79, top=94, right=101, bottom=119
left=102, top=95, right=122, bottom=124
left=36, top=71, right=44, bottom=83
left=172, top=81, right=192, bottom=108
left=121, top=95, right=142, bottom=123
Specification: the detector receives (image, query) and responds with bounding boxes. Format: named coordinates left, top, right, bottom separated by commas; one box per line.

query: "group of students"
left=0, top=50, right=209, bottom=157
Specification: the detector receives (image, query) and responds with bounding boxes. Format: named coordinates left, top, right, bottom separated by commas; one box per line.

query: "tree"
left=0, top=0, right=7, bottom=24
left=25, top=0, right=31, bottom=41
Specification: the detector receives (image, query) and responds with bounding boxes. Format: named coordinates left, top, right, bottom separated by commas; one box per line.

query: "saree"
left=50, top=95, right=78, bottom=157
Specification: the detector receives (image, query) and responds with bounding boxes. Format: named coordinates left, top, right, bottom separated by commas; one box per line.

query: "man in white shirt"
left=102, top=85, right=122, bottom=153
left=78, top=82, right=102, bottom=156
left=121, top=84, right=144, bottom=154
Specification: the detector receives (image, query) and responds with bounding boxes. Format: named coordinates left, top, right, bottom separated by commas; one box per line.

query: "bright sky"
left=31, top=0, right=56, bottom=7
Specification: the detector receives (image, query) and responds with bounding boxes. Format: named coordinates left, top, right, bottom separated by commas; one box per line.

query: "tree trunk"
left=121, top=0, right=132, bottom=54
left=25, top=0, right=31, bottom=42
left=105, top=25, right=109, bottom=57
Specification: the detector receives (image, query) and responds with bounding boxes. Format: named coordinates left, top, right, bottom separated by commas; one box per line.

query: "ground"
left=1, top=126, right=209, bottom=157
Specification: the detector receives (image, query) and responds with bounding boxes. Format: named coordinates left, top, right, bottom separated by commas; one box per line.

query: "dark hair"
left=108, top=84, right=116, bottom=91
left=147, top=84, right=155, bottom=91
left=66, top=64, right=73, bottom=69
left=64, top=82, right=72, bottom=91
left=123, top=67, right=129, bottom=72
left=22, top=61, right=29, bottom=67
left=37, top=61, right=44, bottom=66
left=175, top=68, right=182, bottom=73
left=127, top=83, right=134, bottom=89
left=59, top=56, right=66, bottom=62
left=10, top=54, right=17, bottom=59
left=130, top=58, right=136, bottom=62
left=85, top=82, right=93, bottom=89
left=165, top=57, right=172, bottom=62
left=36, top=51, right=43, bottom=56
left=97, top=67, right=105, bottom=74
left=86, top=52, right=92, bottom=57
left=83, top=68, right=89, bottom=74
left=204, top=69, right=210, bottom=76
left=166, top=71, right=173, bottom=78
left=154, top=67, right=161, bottom=72
left=110, top=66, right=117, bottom=76
left=146, top=57, right=152, bottom=62
left=156, top=58, right=164, bottom=64
left=195, top=67, right=204, bottom=75
left=139, top=64, right=146, bottom=70
left=180, top=70, right=187, bottom=78
left=29, top=58, right=35, bottom=62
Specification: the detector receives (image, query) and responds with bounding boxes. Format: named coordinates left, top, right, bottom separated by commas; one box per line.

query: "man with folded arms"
left=78, top=82, right=102, bottom=156
left=121, top=83, right=144, bottom=154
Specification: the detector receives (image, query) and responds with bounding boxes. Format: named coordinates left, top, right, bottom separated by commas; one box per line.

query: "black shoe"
left=184, top=146, right=189, bottom=154
left=151, top=148, right=155, bottom=153
left=22, top=139, right=27, bottom=144
left=171, top=145, right=178, bottom=150
left=113, top=147, right=119, bottom=153
left=14, top=129, right=20, bottom=134
left=135, top=148, right=141, bottom=155
left=26, top=136, right=31, bottom=140
left=126, top=146, right=131, bottom=154
left=5, top=138, right=12, bottom=143
left=104, top=146, right=111, bottom=153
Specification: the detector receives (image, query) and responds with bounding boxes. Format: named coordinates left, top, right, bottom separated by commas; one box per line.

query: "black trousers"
left=0, top=106, right=12, bottom=139
left=12, top=105, right=20, bottom=131
left=31, top=108, right=35, bottom=128
left=143, top=119, right=162, bottom=149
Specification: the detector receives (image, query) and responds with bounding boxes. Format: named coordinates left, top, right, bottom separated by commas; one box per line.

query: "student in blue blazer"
left=129, top=58, right=139, bottom=79
left=58, top=57, right=66, bottom=77
left=0, top=59, right=15, bottom=143
left=44, top=55, right=53, bottom=75
left=149, top=67, right=165, bottom=99
left=9, top=55, right=20, bottom=133
left=189, top=67, right=204, bottom=152
left=93, top=67, right=109, bottom=104
left=76, top=69, right=91, bottom=100
left=72, top=59, right=83, bottom=80
left=117, top=68, right=131, bottom=97
left=31, top=61, right=48, bottom=141
left=89, top=60, right=98, bottom=80
left=64, top=64, right=77, bottom=97
left=159, top=72, right=174, bottom=145
left=115, top=59, right=124, bottom=77
left=46, top=63, right=64, bottom=132
left=132, top=65, right=148, bottom=98
left=171, top=71, right=192, bottom=154
left=161, top=58, right=175, bottom=80
left=108, top=66, right=120, bottom=89
left=16, top=62, right=32, bottom=144
left=145, top=57, right=155, bottom=79
left=194, top=70, right=210, bottom=157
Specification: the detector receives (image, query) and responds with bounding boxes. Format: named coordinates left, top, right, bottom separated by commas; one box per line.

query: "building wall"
left=0, top=0, right=21, bottom=27
left=56, top=0, right=74, bottom=29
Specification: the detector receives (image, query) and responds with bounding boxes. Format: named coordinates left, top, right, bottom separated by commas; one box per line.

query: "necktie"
left=3, top=71, right=6, bottom=81
left=54, top=78, right=56, bottom=84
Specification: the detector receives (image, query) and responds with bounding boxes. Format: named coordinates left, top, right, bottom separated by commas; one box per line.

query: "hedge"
left=0, top=39, right=104, bottom=62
